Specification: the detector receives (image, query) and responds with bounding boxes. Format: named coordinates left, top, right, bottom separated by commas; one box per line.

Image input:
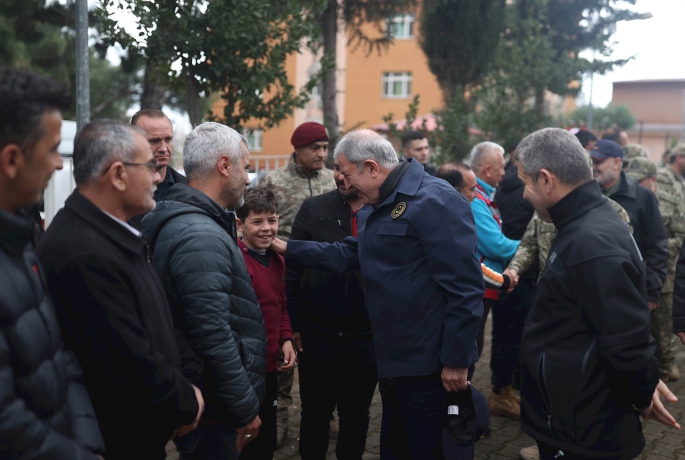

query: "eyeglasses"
left=101, top=160, right=164, bottom=175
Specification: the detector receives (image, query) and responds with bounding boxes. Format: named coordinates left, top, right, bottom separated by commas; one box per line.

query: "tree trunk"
left=534, top=85, right=545, bottom=120
left=321, top=0, right=340, bottom=162
left=185, top=65, right=200, bottom=128
left=140, top=59, right=167, bottom=109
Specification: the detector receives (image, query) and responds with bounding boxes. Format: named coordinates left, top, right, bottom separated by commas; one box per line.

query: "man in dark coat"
left=0, top=66, right=105, bottom=459
left=143, top=122, right=266, bottom=459
left=287, top=160, right=377, bottom=459
left=38, top=120, right=204, bottom=460
left=517, top=128, right=679, bottom=459
left=591, top=139, right=669, bottom=311
left=129, top=108, right=187, bottom=228
left=272, top=129, right=484, bottom=459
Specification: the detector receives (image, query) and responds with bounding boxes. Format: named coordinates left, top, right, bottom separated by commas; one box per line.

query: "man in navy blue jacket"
left=272, top=129, right=484, bottom=459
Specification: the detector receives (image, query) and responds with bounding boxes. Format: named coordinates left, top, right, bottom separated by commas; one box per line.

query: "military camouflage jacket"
left=260, top=154, right=336, bottom=240
left=508, top=198, right=631, bottom=276
left=655, top=178, right=685, bottom=293
left=658, top=166, right=685, bottom=203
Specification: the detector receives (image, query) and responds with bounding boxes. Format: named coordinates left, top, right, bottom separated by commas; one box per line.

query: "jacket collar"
left=548, top=180, right=606, bottom=231
left=164, top=183, right=237, bottom=240
left=377, top=158, right=423, bottom=208
left=0, top=209, right=34, bottom=258
left=476, top=177, right=495, bottom=197
left=287, top=153, right=322, bottom=179
left=610, top=170, right=637, bottom=200
left=65, top=190, right=148, bottom=255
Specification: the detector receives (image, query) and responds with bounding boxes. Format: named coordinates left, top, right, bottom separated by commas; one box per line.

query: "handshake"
left=481, top=264, right=519, bottom=294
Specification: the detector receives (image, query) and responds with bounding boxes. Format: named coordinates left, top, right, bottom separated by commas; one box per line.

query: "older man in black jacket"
left=0, top=67, right=105, bottom=459
left=38, top=120, right=204, bottom=459
left=287, top=160, right=377, bottom=459
left=517, top=128, right=679, bottom=460
left=143, top=122, right=266, bottom=459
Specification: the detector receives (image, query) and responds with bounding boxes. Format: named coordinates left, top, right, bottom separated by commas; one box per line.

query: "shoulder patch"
left=391, top=202, right=407, bottom=219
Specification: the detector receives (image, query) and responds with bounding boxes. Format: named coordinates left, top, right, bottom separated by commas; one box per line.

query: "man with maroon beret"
left=260, top=122, right=336, bottom=240
left=259, top=121, right=336, bottom=445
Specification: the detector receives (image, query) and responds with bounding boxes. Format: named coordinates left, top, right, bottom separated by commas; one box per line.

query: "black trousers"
left=298, top=350, right=377, bottom=459
left=239, top=371, right=278, bottom=460
left=379, top=373, right=445, bottom=460
left=490, top=276, right=534, bottom=391
left=537, top=441, right=621, bottom=460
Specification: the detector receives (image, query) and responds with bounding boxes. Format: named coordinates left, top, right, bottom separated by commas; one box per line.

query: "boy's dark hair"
left=236, top=188, right=279, bottom=221
left=0, top=67, right=70, bottom=156
left=131, top=108, right=169, bottom=126
left=401, top=130, right=426, bottom=148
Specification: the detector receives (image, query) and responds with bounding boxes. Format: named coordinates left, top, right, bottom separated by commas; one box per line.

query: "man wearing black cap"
left=591, top=139, right=669, bottom=312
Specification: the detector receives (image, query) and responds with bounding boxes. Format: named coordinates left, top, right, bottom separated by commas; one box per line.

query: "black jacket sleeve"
left=572, top=255, right=659, bottom=409
left=673, top=243, right=685, bottom=333
left=286, top=199, right=313, bottom=334
left=0, top=332, right=101, bottom=460
left=51, top=256, right=199, bottom=432
left=639, top=192, right=669, bottom=303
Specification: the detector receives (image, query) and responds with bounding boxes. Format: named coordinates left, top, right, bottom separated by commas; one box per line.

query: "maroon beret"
left=291, top=122, right=329, bottom=148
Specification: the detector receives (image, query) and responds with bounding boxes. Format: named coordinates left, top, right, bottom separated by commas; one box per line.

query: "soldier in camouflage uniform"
left=659, top=143, right=685, bottom=202
left=506, top=198, right=631, bottom=277
left=628, top=157, right=685, bottom=381
left=258, top=121, right=336, bottom=446
left=622, top=143, right=649, bottom=169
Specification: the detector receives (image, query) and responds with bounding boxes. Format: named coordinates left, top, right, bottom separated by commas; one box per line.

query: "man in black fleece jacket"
left=516, top=128, right=679, bottom=460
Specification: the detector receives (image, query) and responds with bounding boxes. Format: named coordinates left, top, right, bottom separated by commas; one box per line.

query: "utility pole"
left=75, top=0, right=90, bottom=130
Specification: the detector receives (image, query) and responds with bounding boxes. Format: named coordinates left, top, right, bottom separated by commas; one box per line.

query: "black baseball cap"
left=590, top=139, right=624, bottom=160
left=442, top=385, right=490, bottom=459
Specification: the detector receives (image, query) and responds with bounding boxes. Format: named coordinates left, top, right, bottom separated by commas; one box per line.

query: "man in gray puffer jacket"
left=143, top=122, right=266, bottom=459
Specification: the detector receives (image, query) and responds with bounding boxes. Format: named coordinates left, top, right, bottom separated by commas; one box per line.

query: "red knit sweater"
left=238, top=238, right=293, bottom=372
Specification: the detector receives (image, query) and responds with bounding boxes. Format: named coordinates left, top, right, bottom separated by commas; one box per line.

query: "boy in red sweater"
left=236, top=188, right=295, bottom=459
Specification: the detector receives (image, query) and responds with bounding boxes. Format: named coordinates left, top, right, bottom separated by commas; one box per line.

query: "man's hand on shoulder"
left=441, top=366, right=469, bottom=392
left=270, top=238, right=287, bottom=256
left=640, top=380, right=680, bottom=430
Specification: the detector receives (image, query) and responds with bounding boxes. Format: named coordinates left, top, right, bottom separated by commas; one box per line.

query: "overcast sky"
left=579, top=0, right=685, bottom=108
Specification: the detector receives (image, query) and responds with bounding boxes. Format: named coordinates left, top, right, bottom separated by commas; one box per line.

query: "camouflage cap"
left=671, top=142, right=685, bottom=158
left=623, top=143, right=649, bottom=161
left=626, top=157, right=657, bottom=181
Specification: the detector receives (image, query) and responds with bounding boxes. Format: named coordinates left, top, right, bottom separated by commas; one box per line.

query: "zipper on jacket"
left=538, top=352, right=554, bottom=430
left=145, top=245, right=151, bottom=263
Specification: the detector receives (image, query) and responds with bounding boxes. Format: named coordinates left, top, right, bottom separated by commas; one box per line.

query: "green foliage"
left=419, top=0, right=506, bottom=101
left=343, top=0, right=417, bottom=55
left=0, top=0, right=138, bottom=120
left=568, top=105, right=636, bottom=131
left=99, top=0, right=328, bottom=129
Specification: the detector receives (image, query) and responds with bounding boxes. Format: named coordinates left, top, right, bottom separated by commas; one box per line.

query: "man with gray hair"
left=469, top=141, right=521, bottom=420
left=271, top=129, right=484, bottom=459
left=37, top=119, right=205, bottom=459
left=516, top=128, right=679, bottom=459
left=142, top=122, right=266, bottom=459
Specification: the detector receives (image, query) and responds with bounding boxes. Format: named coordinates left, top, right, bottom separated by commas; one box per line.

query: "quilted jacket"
left=142, top=184, right=266, bottom=427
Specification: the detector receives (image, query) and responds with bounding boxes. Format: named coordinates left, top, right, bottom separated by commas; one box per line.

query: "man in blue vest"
left=469, top=141, right=521, bottom=420
left=272, top=129, right=484, bottom=459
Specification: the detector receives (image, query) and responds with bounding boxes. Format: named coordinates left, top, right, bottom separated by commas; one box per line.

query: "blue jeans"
left=174, top=424, right=238, bottom=460
left=379, top=373, right=445, bottom=460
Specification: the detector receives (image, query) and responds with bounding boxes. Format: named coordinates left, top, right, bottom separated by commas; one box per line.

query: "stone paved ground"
left=167, top=316, right=685, bottom=459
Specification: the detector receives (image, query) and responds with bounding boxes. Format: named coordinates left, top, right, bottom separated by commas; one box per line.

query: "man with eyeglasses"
left=37, top=119, right=205, bottom=459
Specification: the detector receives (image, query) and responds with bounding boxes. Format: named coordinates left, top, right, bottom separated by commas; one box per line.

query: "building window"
left=382, top=72, right=412, bottom=99
left=244, top=129, right=263, bottom=152
left=386, top=13, right=415, bottom=39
